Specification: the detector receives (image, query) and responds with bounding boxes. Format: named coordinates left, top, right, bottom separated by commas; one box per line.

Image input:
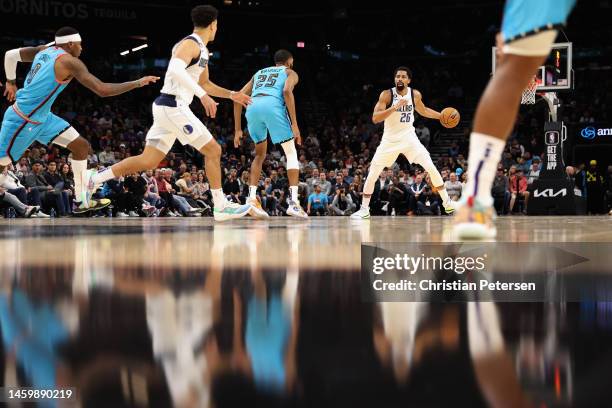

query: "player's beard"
left=396, top=82, right=405, bottom=91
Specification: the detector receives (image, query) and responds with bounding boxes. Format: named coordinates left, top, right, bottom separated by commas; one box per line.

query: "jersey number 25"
left=255, top=73, right=279, bottom=89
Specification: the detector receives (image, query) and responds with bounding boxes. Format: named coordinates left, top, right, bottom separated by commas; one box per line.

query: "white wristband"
left=4, top=48, right=22, bottom=81
left=195, top=87, right=206, bottom=98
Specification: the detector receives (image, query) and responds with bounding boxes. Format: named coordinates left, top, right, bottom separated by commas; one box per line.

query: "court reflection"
left=0, top=224, right=611, bottom=407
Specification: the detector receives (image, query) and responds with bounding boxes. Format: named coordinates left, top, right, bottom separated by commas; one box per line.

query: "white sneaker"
left=32, top=210, right=50, bottom=218
left=247, top=197, right=269, bottom=219
left=350, top=206, right=370, bottom=220
left=116, top=211, right=129, bottom=217
left=129, top=211, right=139, bottom=217
left=213, top=201, right=252, bottom=222
left=286, top=200, right=307, bottom=218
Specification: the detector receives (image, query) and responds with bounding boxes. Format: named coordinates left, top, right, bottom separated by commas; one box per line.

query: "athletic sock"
left=211, top=188, right=226, bottom=209
left=464, top=132, right=506, bottom=207
left=361, top=196, right=371, bottom=209
left=289, top=185, right=298, bottom=203
left=249, top=185, right=257, bottom=200
left=92, top=167, right=116, bottom=185
left=69, top=158, right=88, bottom=203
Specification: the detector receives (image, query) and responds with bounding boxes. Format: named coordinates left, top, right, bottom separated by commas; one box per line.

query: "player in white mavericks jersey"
left=352, top=67, right=455, bottom=219
left=88, top=5, right=253, bottom=221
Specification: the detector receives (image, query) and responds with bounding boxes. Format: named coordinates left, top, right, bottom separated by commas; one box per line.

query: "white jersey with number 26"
left=383, top=87, right=415, bottom=142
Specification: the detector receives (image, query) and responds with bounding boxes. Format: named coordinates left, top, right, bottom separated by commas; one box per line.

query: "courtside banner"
left=361, top=243, right=612, bottom=302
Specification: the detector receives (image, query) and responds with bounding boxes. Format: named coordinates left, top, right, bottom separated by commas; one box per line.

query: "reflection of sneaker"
left=213, top=202, right=252, bottom=222
left=247, top=197, right=269, bottom=219
left=350, top=206, right=370, bottom=220
left=452, top=196, right=497, bottom=240
left=286, top=200, right=307, bottom=218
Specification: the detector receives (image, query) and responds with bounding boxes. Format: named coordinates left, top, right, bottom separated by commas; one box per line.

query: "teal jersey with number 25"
left=251, top=66, right=288, bottom=103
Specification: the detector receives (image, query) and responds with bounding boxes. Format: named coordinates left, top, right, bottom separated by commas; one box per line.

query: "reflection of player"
left=454, top=0, right=576, bottom=239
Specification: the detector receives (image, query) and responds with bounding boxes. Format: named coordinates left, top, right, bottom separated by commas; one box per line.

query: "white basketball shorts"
left=371, top=130, right=430, bottom=167
left=146, top=98, right=213, bottom=155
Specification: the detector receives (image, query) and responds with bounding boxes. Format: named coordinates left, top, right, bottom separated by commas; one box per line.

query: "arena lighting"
left=131, top=44, right=148, bottom=52
left=297, top=41, right=305, bottom=48
left=120, top=50, right=130, bottom=56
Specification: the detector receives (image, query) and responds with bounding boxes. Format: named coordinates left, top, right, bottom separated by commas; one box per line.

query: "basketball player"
left=88, top=5, right=254, bottom=221
left=351, top=67, right=455, bottom=219
left=1, top=27, right=158, bottom=213
left=454, top=0, right=576, bottom=239
left=233, top=49, right=307, bottom=218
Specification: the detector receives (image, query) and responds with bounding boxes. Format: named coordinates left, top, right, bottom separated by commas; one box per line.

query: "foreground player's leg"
left=66, top=135, right=110, bottom=214
left=282, top=139, right=307, bottom=218
left=246, top=141, right=270, bottom=218
left=351, top=163, right=386, bottom=219
left=198, top=140, right=251, bottom=221
left=454, top=53, right=548, bottom=239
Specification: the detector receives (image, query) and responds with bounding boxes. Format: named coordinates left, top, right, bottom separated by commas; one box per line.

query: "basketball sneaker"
left=286, top=200, right=308, bottom=218
left=443, top=200, right=455, bottom=215
left=213, top=201, right=252, bottom=222
left=247, top=197, right=269, bottom=219
left=350, top=206, right=371, bottom=220
left=452, top=196, right=497, bottom=240
left=74, top=169, right=111, bottom=214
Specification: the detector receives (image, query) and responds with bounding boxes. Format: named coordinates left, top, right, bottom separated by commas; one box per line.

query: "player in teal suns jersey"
left=1, top=26, right=158, bottom=213
left=453, top=0, right=576, bottom=239
left=234, top=49, right=307, bottom=218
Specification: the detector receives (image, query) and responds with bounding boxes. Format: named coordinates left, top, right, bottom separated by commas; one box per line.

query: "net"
left=521, top=76, right=539, bottom=105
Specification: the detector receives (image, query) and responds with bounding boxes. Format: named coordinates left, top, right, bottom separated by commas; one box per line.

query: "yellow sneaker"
left=452, top=196, right=497, bottom=240
left=247, top=197, right=269, bottom=219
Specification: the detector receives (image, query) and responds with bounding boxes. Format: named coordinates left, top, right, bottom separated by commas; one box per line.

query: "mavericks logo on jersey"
left=183, top=124, right=194, bottom=134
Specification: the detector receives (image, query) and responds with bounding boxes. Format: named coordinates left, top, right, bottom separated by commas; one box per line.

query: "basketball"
left=440, top=107, right=460, bottom=128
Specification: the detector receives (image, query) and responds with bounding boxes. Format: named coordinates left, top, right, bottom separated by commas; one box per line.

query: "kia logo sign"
left=581, top=126, right=612, bottom=140
left=581, top=127, right=596, bottom=140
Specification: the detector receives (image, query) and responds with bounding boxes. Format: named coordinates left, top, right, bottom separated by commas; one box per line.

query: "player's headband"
left=54, top=33, right=82, bottom=45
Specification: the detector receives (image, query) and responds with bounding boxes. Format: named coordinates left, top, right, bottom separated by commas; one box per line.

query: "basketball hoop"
left=521, top=76, right=539, bottom=105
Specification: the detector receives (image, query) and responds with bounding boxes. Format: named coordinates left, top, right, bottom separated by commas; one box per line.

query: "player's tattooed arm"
left=413, top=90, right=441, bottom=120
left=283, top=69, right=301, bottom=144
left=233, top=78, right=254, bottom=147
left=372, top=90, right=406, bottom=124
left=61, top=56, right=158, bottom=97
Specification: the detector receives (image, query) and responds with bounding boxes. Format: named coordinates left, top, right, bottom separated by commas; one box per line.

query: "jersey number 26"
left=400, top=112, right=411, bottom=123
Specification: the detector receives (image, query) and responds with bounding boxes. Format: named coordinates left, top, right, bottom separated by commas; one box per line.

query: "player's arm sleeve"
left=413, top=90, right=441, bottom=120
left=168, top=58, right=206, bottom=98
left=4, top=49, right=22, bottom=81
left=4, top=45, right=46, bottom=81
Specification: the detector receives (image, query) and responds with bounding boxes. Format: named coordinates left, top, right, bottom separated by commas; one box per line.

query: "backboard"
left=492, top=42, right=573, bottom=92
